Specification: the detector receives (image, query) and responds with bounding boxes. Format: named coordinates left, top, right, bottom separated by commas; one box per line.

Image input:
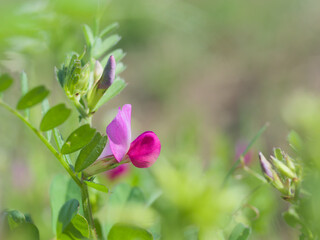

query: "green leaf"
left=93, top=218, right=104, bottom=240
left=16, top=86, right=49, bottom=110
left=273, top=148, right=283, bottom=161
left=50, top=174, right=83, bottom=232
left=59, top=214, right=89, bottom=240
left=0, top=74, right=13, bottom=92
left=83, top=24, right=94, bottom=47
left=6, top=210, right=26, bottom=230
left=93, top=35, right=121, bottom=59
left=288, top=130, right=302, bottom=152
left=8, top=223, right=40, bottom=240
left=61, top=125, right=96, bottom=154
left=57, top=199, right=79, bottom=235
left=229, top=223, right=251, bottom=240
left=108, top=224, right=153, bottom=240
left=20, top=72, right=29, bottom=119
left=75, top=133, right=108, bottom=172
left=99, top=22, right=119, bottom=38
left=41, top=99, right=52, bottom=141
left=283, top=209, right=301, bottom=228
left=115, top=62, right=126, bottom=75
left=93, top=78, right=126, bottom=111
left=40, top=104, right=71, bottom=131
left=84, top=181, right=108, bottom=193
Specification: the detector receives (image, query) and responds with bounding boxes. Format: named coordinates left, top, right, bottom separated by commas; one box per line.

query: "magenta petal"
left=127, top=131, right=161, bottom=168
left=106, top=163, right=130, bottom=180
left=106, top=104, right=132, bottom=162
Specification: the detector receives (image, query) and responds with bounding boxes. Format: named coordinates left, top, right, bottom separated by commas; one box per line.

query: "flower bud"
left=87, top=56, right=116, bottom=111
left=98, top=55, right=116, bottom=89
left=284, top=153, right=296, bottom=172
left=259, top=152, right=273, bottom=180
left=94, top=60, right=103, bottom=83
left=271, top=156, right=296, bottom=179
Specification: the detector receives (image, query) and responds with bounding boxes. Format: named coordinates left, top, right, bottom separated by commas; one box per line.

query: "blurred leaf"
left=1, top=210, right=39, bottom=240
left=283, top=209, right=301, bottom=228
left=115, top=62, right=126, bottom=75
left=93, top=78, right=126, bottom=111
left=8, top=223, right=40, bottom=240
left=50, top=174, right=82, bottom=232
left=108, top=224, right=153, bottom=240
left=59, top=214, right=89, bottom=240
left=93, top=34, right=121, bottom=59
left=61, top=124, right=96, bottom=154
left=0, top=74, right=13, bottom=92
left=40, top=104, right=71, bottom=131
left=108, top=183, right=132, bottom=207
left=273, top=148, right=283, bottom=161
left=83, top=24, right=94, bottom=47
left=99, top=22, right=119, bottom=38
left=16, top=85, right=49, bottom=110
left=57, top=199, right=79, bottom=235
left=127, top=187, right=145, bottom=204
left=101, top=49, right=126, bottom=66
left=288, top=130, right=302, bottom=152
left=85, top=180, right=108, bottom=193
left=41, top=99, right=52, bottom=141
left=94, top=218, right=104, bottom=240
left=20, top=72, right=29, bottom=119
left=228, top=223, right=251, bottom=240
left=6, top=210, right=26, bottom=230
left=75, top=133, right=108, bottom=172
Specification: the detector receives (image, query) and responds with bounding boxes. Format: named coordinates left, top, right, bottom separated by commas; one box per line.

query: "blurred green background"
left=1, top=0, right=320, bottom=239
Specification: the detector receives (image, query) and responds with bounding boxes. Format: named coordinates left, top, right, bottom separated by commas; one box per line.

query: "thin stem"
left=81, top=178, right=97, bottom=240
left=0, top=100, right=81, bottom=187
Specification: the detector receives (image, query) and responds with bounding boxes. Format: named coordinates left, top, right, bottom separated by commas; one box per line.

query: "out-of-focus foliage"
left=1, top=0, right=320, bottom=239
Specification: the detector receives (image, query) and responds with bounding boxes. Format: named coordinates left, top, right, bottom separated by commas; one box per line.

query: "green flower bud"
left=284, top=153, right=296, bottom=172
left=271, top=156, right=296, bottom=179
left=94, top=60, right=103, bottom=83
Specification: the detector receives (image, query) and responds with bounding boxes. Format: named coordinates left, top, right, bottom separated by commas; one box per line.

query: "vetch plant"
left=0, top=23, right=160, bottom=240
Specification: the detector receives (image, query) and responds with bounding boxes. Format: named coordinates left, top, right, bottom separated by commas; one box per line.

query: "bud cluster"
left=259, top=148, right=301, bottom=201
left=55, top=52, right=117, bottom=118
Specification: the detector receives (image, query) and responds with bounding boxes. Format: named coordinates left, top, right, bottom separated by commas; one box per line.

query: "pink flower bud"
left=98, top=55, right=116, bottom=89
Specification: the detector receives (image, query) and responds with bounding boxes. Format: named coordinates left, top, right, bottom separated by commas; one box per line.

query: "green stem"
left=0, top=100, right=81, bottom=187
left=81, top=178, right=97, bottom=240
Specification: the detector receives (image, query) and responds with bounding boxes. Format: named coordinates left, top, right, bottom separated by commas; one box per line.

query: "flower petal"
left=98, top=141, right=113, bottom=159
left=127, top=131, right=161, bottom=168
left=106, top=163, right=130, bottom=180
left=106, top=104, right=132, bottom=162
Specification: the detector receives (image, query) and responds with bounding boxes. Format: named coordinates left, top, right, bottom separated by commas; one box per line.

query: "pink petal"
left=106, top=104, right=132, bottom=162
left=127, top=131, right=161, bottom=168
left=98, top=141, right=113, bottom=159
left=106, top=163, right=130, bottom=180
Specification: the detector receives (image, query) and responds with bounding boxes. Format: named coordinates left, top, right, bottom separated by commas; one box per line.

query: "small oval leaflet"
left=40, top=104, right=71, bottom=131
left=84, top=181, right=108, bottom=193
left=75, top=133, right=108, bottom=172
left=61, top=124, right=96, bottom=154
left=17, top=86, right=49, bottom=110
left=0, top=74, right=13, bottom=92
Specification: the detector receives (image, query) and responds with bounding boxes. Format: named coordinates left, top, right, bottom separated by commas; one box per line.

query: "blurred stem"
left=243, top=165, right=268, bottom=183
left=0, top=100, right=82, bottom=187
left=81, top=177, right=97, bottom=240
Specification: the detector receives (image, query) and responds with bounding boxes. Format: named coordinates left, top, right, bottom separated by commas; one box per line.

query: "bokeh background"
left=1, top=0, right=320, bottom=239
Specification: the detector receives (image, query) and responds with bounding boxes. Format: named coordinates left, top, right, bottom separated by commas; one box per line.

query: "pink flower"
left=99, top=104, right=161, bottom=168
